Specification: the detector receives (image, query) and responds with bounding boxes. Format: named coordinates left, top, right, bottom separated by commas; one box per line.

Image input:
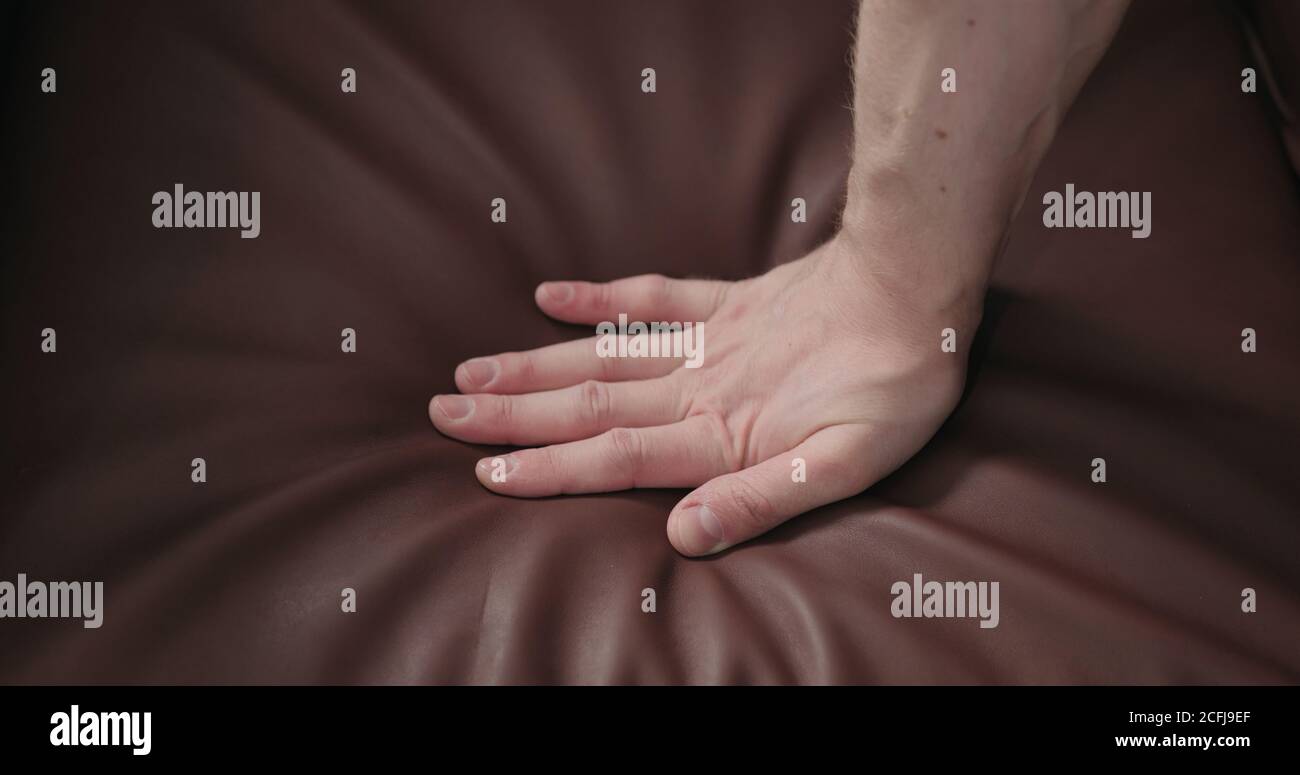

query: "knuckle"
left=493, top=395, right=514, bottom=428
left=649, top=274, right=674, bottom=307
left=532, top=445, right=570, bottom=493
left=536, top=444, right=560, bottom=479
left=690, top=407, right=745, bottom=473
left=579, top=379, right=612, bottom=428
left=510, top=351, right=536, bottom=384
left=606, top=427, right=645, bottom=476
left=591, top=282, right=613, bottom=312
left=720, top=476, right=775, bottom=534
left=709, top=280, right=732, bottom=314
left=597, top=350, right=620, bottom=381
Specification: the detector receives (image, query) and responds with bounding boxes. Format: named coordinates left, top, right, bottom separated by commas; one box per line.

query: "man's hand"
left=429, top=0, right=1128, bottom=555
left=430, top=236, right=975, bottom=555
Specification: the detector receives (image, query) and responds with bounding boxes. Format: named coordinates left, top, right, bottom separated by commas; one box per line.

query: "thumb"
left=667, top=425, right=875, bottom=556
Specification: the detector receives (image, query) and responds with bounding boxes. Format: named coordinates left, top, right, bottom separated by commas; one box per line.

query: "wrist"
left=832, top=203, right=992, bottom=335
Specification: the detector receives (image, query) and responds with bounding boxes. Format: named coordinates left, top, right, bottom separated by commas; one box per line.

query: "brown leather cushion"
left=1243, top=0, right=1300, bottom=169
left=2, top=0, right=1298, bottom=683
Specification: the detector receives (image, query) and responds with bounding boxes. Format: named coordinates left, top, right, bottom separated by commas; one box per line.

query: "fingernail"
left=433, top=395, right=474, bottom=421
left=459, top=358, right=499, bottom=389
left=696, top=505, right=724, bottom=542
left=542, top=282, right=574, bottom=304
left=679, top=504, right=726, bottom=555
left=477, top=455, right=520, bottom=481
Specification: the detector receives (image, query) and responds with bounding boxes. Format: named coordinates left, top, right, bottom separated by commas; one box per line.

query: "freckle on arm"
left=935, top=128, right=948, bottom=139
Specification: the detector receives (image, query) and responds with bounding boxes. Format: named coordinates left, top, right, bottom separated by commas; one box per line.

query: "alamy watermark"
left=152, top=183, right=261, bottom=239
left=1042, top=183, right=1151, bottom=239
left=50, top=705, right=151, bottom=756
left=0, top=573, right=103, bottom=628
left=891, top=573, right=999, bottom=629
left=595, top=313, right=704, bottom=368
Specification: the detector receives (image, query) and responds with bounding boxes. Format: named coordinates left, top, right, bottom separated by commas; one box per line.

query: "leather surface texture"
left=1, top=0, right=1298, bottom=684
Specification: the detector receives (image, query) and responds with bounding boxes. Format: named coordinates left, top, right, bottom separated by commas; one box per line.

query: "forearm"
left=841, top=0, right=1129, bottom=316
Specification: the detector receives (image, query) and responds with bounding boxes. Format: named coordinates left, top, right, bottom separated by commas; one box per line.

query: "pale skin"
left=430, top=0, right=1131, bottom=556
